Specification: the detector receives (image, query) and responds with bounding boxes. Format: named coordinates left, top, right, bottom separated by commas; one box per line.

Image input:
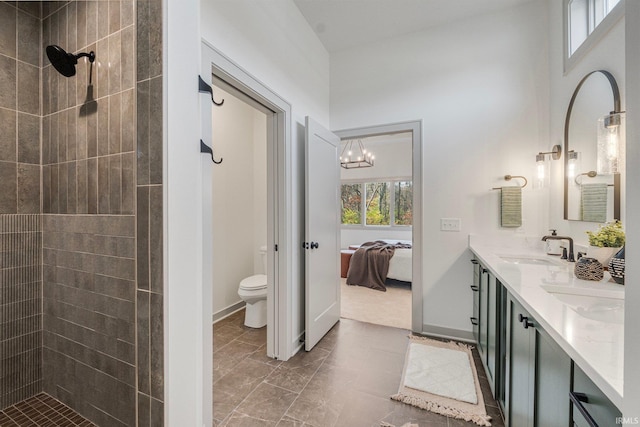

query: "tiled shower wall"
left=0, top=1, right=43, bottom=411
left=0, top=215, right=42, bottom=410
left=136, top=0, right=164, bottom=424
left=0, top=1, right=42, bottom=214
left=0, top=1, right=165, bottom=425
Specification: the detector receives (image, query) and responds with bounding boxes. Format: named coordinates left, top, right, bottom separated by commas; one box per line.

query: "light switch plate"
left=441, top=218, right=461, bottom=232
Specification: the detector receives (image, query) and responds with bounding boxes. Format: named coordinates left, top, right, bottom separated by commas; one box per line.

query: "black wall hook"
left=200, top=140, right=223, bottom=164
left=198, top=75, right=224, bottom=106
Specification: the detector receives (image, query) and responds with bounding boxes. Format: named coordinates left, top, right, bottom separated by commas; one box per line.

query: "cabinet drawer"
left=572, top=364, right=621, bottom=427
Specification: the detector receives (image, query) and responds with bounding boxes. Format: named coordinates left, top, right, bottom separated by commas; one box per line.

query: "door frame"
left=334, top=120, right=423, bottom=333
left=201, top=41, right=294, bottom=360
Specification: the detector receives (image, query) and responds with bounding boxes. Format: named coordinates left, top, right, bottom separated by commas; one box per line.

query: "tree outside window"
left=395, top=181, right=413, bottom=225
left=341, top=184, right=362, bottom=224
left=341, top=180, right=412, bottom=227
left=365, top=182, right=390, bottom=225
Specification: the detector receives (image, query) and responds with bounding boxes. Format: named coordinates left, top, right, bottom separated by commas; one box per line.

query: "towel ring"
left=575, top=171, right=597, bottom=185
left=575, top=170, right=614, bottom=187
left=492, top=175, right=528, bottom=190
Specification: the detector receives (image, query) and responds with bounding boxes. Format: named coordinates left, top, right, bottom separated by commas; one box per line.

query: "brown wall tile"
left=0, top=162, right=17, bottom=213
left=136, top=79, right=150, bottom=185
left=149, top=77, right=163, bottom=185
left=0, top=55, right=17, bottom=110
left=17, top=9, right=40, bottom=67
left=17, top=62, right=40, bottom=115
left=137, top=290, right=150, bottom=394
left=109, top=92, right=122, bottom=154
left=0, top=3, right=17, bottom=58
left=149, top=186, right=163, bottom=294
left=137, top=186, right=150, bottom=291
left=17, top=113, right=40, bottom=165
left=0, top=107, right=17, bottom=162
left=150, top=292, right=164, bottom=399
left=109, top=31, right=123, bottom=96
left=17, top=163, right=40, bottom=214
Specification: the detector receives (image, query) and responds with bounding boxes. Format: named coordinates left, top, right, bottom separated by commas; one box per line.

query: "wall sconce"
left=597, top=112, right=624, bottom=174
left=534, top=144, right=562, bottom=189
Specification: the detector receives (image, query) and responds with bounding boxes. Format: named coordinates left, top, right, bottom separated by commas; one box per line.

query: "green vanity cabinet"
left=470, top=259, right=502, bottom=398
left=478, top=264, right=489, bottom=361
left=470, top=252, right=621, bottom=427
left=506, top=294, right=571, bottom=427
left=572, top=364, right=622, bottom=427
left=470, top=259, right=481, bottom=343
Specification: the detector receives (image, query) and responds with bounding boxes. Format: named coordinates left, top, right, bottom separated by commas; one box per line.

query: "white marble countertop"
left=468, top=234, right=624, bottom=410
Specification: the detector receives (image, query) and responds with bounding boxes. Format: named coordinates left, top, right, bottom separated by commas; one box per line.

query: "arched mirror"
left=564, top=70, right=623, bottom=222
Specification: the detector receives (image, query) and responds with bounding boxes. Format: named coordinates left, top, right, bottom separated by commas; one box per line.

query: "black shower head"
left=46, top=45, right=95, bottom=77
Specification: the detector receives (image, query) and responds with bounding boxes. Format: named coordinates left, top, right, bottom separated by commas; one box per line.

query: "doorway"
left=201, top=42, right=297, bottom=363
left=210, top=81, right=269, bottom=325
left=336, top=121, right=423, bottom=333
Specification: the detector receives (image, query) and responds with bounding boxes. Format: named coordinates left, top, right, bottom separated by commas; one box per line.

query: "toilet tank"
left=259, top=245, right=268, bottom=274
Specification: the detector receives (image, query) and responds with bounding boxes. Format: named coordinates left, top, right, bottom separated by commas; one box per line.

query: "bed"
left=346, top=239, right=412, bottom=291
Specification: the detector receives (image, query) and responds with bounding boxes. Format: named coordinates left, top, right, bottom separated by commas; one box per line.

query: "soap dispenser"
left=546, top=229, right=562, bottom=255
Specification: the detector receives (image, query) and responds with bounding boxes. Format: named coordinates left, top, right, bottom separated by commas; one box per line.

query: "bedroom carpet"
left=340, top=278, right=412, bottom=330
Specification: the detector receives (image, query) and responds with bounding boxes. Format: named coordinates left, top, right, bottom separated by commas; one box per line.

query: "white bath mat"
left=391, top=336, right=491, bottom=426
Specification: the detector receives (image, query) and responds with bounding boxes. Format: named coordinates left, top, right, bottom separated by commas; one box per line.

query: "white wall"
left=340, top=133, right=412, bottom=180
left=547, top=1, right=625, bottom=245
left=200, top=0, right=330, bottom=350
left=211, top=86, right=267, bottom=316
left=164, top=0, right=207, bottom=424
left=331, top=1, right=550, bottom=334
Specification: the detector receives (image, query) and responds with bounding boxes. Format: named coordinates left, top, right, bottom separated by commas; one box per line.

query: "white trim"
left=212, top=302, right=246, bottom=324
left=335, top=120, right=423, bottom=333
left=564, top=0, right=625, bottom=73
left=201, top=41, right=295, bottom=362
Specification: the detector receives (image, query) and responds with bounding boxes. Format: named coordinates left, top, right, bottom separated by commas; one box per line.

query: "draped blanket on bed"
left=347, top=240, right=413, bottom=291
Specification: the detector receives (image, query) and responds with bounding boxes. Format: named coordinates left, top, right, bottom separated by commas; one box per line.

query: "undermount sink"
left=498, top=255, right=561, bottom=266
left=541, top=282, right=625, bottom=300
left=547, top=293, right=624, bottom=324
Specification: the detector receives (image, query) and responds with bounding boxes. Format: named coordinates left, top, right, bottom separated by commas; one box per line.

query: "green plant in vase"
left=586, top=221, right=625, bottom=266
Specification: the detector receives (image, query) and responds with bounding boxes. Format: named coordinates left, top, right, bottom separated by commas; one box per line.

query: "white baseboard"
left=212, top=301, right=246, bottom=324
left=421, top=324, right=475, bottom=343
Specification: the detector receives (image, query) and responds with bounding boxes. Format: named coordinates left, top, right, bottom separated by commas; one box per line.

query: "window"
left=341, top=183, right=362, bottom=224
left=341, top=180, right=412, bottom=227
left=565, top=0, right=623, bottom=70
left=394, top=181, right=413, bottom=226
left=365, top=182, right=390, bottom=225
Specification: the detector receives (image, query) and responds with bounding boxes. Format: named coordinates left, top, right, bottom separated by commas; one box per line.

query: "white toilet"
left=237, top=246, right=268, bottom=328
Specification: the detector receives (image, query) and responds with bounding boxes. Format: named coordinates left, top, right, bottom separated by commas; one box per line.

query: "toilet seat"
left=239, top=274, right=267, bottom=291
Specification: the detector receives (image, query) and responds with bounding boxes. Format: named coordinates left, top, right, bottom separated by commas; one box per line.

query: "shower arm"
left=76, top=51, right=96, bottom=63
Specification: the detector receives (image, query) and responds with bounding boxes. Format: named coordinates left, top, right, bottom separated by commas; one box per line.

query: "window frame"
left=564, top=0, right=625, bottom=73
left=340, top=177, right=413, bottom=229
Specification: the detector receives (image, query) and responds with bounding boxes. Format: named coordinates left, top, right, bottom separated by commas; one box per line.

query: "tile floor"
left=0, top=393, right=96, bottom=427
left=213, top=310, right=505, bottom=427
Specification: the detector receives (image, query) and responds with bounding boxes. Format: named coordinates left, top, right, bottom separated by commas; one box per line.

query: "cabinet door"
left=486, top=274, right=497, bottom=388
left=506, top=296, right=535, bottom=427
left=572, top=364, right=622, bottom=427
left=478, top=266, right=489, bottom=360
left=534, top=327, right=571, bottom=427
left=471, top=259, right=480, bottom=342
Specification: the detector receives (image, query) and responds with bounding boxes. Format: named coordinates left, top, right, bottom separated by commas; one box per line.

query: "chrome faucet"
left=541, top=235, right=575, bottom=262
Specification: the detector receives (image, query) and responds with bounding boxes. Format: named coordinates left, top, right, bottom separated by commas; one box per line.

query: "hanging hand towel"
left=501, top=186, right=522, bottom=228
left=581, top=183, right=608, bottom=222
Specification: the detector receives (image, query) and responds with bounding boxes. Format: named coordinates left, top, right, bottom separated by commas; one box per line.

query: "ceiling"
left=293, top=0, right=533, bottom=53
